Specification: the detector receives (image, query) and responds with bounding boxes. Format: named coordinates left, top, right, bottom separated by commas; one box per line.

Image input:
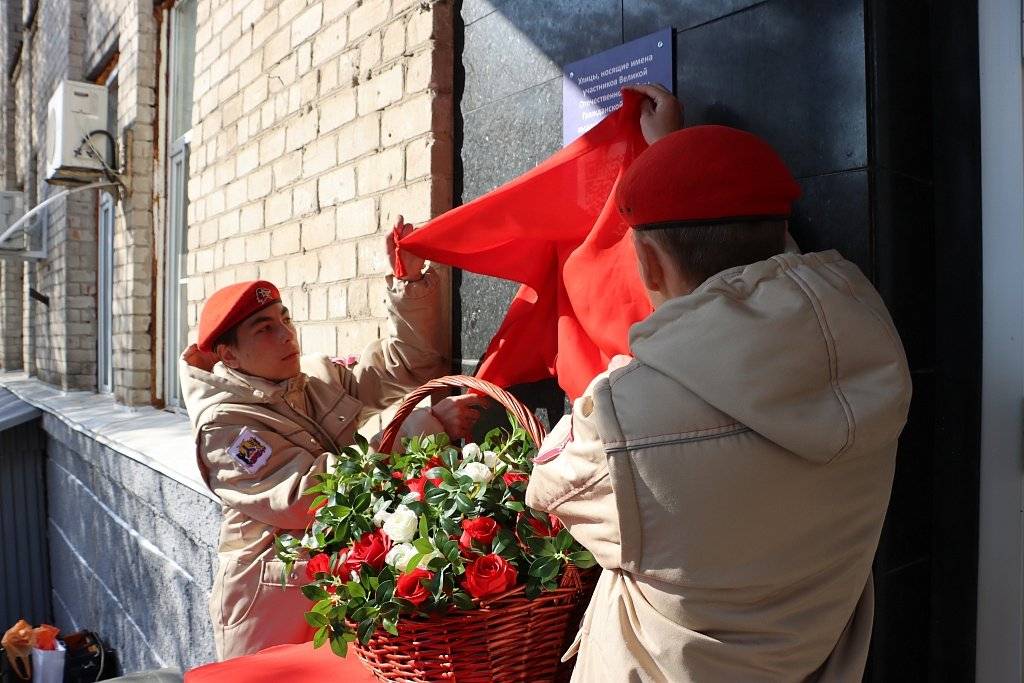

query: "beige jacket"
left=527, top=251, right=911, bottom=682
left=179, top=272, right=447, bottom=660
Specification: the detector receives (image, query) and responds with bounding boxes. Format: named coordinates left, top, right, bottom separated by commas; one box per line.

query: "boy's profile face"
left=216, top=303, right=301, bottom=381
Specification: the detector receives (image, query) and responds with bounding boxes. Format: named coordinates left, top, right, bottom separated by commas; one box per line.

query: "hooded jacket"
left=527, top=250, right=911, bottom=682
left=179, top=272, right=447, bottom=659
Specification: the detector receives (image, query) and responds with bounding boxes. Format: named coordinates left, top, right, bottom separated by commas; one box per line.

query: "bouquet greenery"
left=275, top=417, right=596, bottom=657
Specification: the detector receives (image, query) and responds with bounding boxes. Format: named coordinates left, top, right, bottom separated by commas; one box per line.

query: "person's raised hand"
left=623, top=83, right=684, bottom=145
left=387, top=214, right=425, bottom=281
left=429, top=394, right=490, bottom=441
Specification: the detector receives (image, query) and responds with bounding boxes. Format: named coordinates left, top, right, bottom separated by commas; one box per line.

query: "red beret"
left=197, top=280, right=282, bottom=351
left=617, top=125, right=801, bottom=228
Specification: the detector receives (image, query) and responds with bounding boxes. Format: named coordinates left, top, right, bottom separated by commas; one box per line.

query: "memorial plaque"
left=562, top=27, right=674, bottom=145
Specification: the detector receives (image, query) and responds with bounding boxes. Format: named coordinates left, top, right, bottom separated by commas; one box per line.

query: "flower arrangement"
left=275, top=417, right=596, bottom=658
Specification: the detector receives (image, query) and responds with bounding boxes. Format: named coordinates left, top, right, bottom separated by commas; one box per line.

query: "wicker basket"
left=360, top=375, right=597, bottom=682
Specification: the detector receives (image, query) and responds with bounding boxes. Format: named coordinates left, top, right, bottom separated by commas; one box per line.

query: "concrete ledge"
left=0, top=372, right=216, bottom=502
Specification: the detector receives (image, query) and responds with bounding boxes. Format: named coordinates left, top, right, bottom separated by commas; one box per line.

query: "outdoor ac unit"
left=44, top=80, right=110, bottom=186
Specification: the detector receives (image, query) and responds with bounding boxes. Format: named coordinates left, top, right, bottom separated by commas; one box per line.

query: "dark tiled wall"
left=457, top=1, right=978, bottom=678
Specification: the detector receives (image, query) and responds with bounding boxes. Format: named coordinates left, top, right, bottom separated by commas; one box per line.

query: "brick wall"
left=0, top=1, right=25, bottom=372
left=185, top=0, right=454, bottom=376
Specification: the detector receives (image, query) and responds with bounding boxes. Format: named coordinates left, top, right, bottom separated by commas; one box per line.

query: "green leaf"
left=504, top=501, right=525, bottom=512
left=353, top=433, right=369, bottom=452
left=492, top=530, right=515, bottom=556
left=413, top=537, right=434, bottom=555
left=569, top=550, right=597, bottom=569
left=404, top=553, right=425, bottom=573
left=425, top=486, right=448, bottom=505
left=455, top=492, right=474, bottom=513
left=313, top=625, right=329, bottom=649
left=382, top=617, right=399, bottom=636
left=452, top=590, right=475, bottom=611
left=418, top=514, right=430, bottom=540
left=529, top=556, right=560, bottom=582
left=330, top=635, right=349, bottom=658
left=357, top=618, right=377, bottom=645
left=312, top=598, right=334, bottom=614
left=347, top=581, right=366, bottom=599
left=301, top=584, right=329, bottom=601
left=304, top=611, right=329, bottom=628
left=441, top=448, right=459, bottom=469
left=555, top=529, right=575, bottom=552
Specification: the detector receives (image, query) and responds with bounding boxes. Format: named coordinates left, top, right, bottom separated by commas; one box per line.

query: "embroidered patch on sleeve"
left=227, top=428, right=273, bottom=474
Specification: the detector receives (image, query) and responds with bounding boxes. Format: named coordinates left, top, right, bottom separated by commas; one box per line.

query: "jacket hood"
left=628, top=250, right=911, bottom=463
left=179, top=355, right=295, bottom=435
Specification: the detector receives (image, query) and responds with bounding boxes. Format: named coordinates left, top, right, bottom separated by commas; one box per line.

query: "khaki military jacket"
left=179, top=272, right=447, bottom=660
left=527, top=251, right=912, bottom=682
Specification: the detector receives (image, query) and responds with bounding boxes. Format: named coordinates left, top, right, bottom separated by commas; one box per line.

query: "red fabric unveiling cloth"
left=396, top=91, right=653, bottom=399
left=185, top=642, right=376, bottom=683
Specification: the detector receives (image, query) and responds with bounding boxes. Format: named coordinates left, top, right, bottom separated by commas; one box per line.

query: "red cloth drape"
left=397, top=91, right=653, bottom=399
left=185, top=643, right=375, bottom=682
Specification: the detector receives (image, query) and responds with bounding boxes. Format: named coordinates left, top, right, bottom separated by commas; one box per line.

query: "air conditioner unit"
left=44, top=80, right=110, bottom=186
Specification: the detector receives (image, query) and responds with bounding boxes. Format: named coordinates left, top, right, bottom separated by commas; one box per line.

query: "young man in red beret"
left=179, top=218, right=481, bottom=659
left=527, top=90, right=912, bottom=681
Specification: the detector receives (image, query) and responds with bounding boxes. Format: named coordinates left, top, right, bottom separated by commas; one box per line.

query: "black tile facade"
left=789, top=170, right=871, bottom=274
left=669, top=0, right=868, bottom=179
left=623, top=0, right=768, bottom=36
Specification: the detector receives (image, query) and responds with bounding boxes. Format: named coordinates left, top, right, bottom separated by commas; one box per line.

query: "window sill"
left=0, top=371, right=216, bottom=502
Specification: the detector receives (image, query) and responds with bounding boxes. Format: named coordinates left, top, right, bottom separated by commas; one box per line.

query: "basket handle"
left=378, top=375, right=547, bottom=454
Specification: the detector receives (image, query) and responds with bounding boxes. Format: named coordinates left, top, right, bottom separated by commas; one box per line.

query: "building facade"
left=0, top=0, right=1017, bottom=679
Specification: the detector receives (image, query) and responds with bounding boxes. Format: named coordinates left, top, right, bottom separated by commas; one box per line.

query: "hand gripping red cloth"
left=394, top=91, right=652, bottom=400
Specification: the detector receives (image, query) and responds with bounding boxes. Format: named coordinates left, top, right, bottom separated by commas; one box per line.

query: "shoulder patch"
left=227, top=428, right=273, bottom=473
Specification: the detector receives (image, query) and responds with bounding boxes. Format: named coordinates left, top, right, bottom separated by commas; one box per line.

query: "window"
left=163, top=0, right=197, bottom=408
left=96, top=63, right=117, bottom=393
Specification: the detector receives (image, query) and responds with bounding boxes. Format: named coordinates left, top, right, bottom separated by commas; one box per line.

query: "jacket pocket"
left=321, top=394, right=363, bottom=450
left=259, top=558, right=307, bottom=587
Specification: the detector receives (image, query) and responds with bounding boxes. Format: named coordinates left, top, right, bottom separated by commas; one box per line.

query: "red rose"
left=341, top=530, right=392, bottom=576
left=395, top=568, right=434, bottom=607
left=425, top=456, right=444, bottom=471
left=305, top=553, right=331, bottom=580
left=522, top=512, right=562, bottom=538
left=462, top=554, right=518, bottom=599
left=459, top=516, right=500, bottom=549
left=406, top=474, right=443, bottom=502
left=502, top=472, right=529, bottom=487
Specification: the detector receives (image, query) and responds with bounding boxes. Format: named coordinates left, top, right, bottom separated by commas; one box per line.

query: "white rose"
left=482, top=450, right=499, bottom=468
left=385, top=543, right=418, bottom=569
left=372, top=508, right=393, bottom=528
left=462, top=443, right=482, bottom=461
left=458, top=461, right=493, bottom=484
left=382, top=505, right=418, bottom=543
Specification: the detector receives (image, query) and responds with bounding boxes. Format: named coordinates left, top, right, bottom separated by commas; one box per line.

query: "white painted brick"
left=382, top=92, right=431, bottom=145
left=318, top=242, right=358, bottom=282
left=404, top=135, right=432, bottom=180
left=286, top=252, right=320, bottom=286
left=382, top=20, right=405, bottom=60
left=406, top=7, right=433, bottom=47
left=349, top=0, right=389, bottom=38
left=286, top=109, right=319, bottom=150
left=237, top=142, right=260, bottom=176
left=357, top=235, right=390, bottom=275
left=248, top=166, right=273, bottom=199
left=356, top=146, right=403, bottom=194
left=380, top=179, right=432, bottom=227
left=271, top=222, right=301, bottom=255
left=302, top=134, right=338, bottom=175
left=337, top=197, right=378, bottom=238
left=312, top=18, right=347, bottom=66
left=274, top=151, right=304, bottom=187
left=266, top=191, right=293, bottom=225
left=327, top=283, right=348, bottom=317
left=260, top=258, right=288, bottom=284
left=405, top=48, right=432, bottom=93
left=318, top=166, right=356, bottom=206
left=240, top=202, right=265, bottom=233
left=224, top=236, right=247, bottom=265
left=291, top=4, right=323, bottom=47
left=356, top=64, right=403, bottom=113
left=293, top=178, right=320, bottom=215
left=338, top=113, right=380, bottom=161
left=246, top=233, right=271, bottom=261
left=309, top=286, right=328, bottom=320
left=301, top=209, right=337, bottom=250
left=319, top=89, right=357, bottom=133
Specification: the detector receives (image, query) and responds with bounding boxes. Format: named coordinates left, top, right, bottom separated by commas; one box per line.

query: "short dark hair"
left=213, top=325, right=239, bottom=351
left=639, top=219, right=787, bottom=286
